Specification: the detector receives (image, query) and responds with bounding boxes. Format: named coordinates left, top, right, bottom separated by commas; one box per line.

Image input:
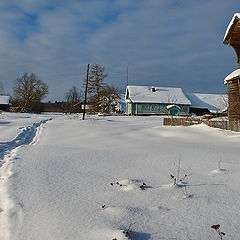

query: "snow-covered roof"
left=223, top=13, right=240, bottom=44
left=186, top=93, right=227, bottom=111
left=126, top=85, right=191, bottom=105
left=0, top=95, right=10, bottom=105
left=224, top=69, right=240, bottom=84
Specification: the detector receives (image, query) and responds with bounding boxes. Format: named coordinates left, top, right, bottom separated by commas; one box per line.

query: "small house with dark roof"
left=125, top=85, right=191, bottom=115
left=0, top=95, right=10, bottom=111
left=223, top=13, right=240, bottom=120
left=186, top=93, right=227, bottom=116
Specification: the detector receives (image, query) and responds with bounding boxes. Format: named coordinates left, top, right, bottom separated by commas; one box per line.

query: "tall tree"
left=83, top=64, right=108, bottom=112
left=87, top=64, right=108, bottom=96
left=65, top=86, right=82, bottom=113
left=12, top=73, right=48, bottom=112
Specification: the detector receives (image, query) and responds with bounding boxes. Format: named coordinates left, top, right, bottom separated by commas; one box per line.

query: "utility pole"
left=82, top=64, right=90, bottom=120
left=126, top=66, right=129, bottom=86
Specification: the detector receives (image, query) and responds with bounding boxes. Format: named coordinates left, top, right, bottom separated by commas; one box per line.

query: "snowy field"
left=0, top=113, right=240, bottom=240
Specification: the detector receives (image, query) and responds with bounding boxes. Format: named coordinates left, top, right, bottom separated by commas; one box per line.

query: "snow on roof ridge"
left=223, top=13, right=240, bottom=43
left=224, top=69, right=240, bottom=84
left=127, top=85, right=182, bottom=90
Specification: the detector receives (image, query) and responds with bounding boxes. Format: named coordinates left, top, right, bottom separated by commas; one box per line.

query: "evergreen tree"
left=83, top=64, right=108, bottom=112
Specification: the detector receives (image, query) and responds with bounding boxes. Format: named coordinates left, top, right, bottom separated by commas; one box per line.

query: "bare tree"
left=98, top=85, right=120, bottom=114
left=165, top=93, right=177, bottom=104
left=12, top=73, right=48, bottom=112
left=217, top=94, right=228, bottom=113
left=86, top=63, right=107, bottom=95
left=65, top=86, right=82, bottom=113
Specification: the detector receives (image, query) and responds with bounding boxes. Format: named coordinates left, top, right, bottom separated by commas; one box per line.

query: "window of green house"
left=151, top=104, right=159, bottom=111
left=142, top=104, right=149, bottom=110
left=160, top=105, right=168, bottom=113
left=180, top=105, right=188, bottom=112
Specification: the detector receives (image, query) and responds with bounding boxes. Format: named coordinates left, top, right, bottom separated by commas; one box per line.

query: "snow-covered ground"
left=0, top=113, right=240, bottom=240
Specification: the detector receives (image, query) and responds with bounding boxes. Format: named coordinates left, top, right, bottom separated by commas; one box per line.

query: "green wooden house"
left=125, top=85, right=191, bottom=116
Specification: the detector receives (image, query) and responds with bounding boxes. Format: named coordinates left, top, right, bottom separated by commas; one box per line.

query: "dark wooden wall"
left=232, top=46, right=240, bottom=68
left=224, top=16, right=240, bottom=119
left=0, top=104, right=10, bottom=111
left=224, top=18, right=240, bottom=68
left=227, top=78, right=240, bottom=120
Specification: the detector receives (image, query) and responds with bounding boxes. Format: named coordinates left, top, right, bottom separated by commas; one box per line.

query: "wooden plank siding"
left=0, top=104, right=10, bottom=111
left=230, top=23, right=240, bottom=66
left=227, top=79, right=240, bottom=120
left=163, top=117, right=240, bottom=132
left=224, top=18, right=240, bottom=66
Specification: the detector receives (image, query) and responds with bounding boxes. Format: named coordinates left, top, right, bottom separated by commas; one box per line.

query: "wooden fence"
left=163, top=118, right=202, bottom=126
left=163, top=117, right=240, bottom=132
left=204, top=119, right=240, bottom=132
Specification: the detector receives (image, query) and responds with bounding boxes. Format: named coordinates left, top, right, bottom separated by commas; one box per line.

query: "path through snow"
left=0, top=118, right=52, bottom=240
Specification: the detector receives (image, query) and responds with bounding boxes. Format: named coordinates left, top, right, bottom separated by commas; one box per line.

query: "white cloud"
left=0, top=0, right=239, bottom=100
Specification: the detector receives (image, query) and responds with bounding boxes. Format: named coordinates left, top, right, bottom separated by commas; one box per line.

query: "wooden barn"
left=186, top=93, right=227, bottom=116
left=125, top=85, right=191, bottom=116
left=223, top=13, right=240, bottom=120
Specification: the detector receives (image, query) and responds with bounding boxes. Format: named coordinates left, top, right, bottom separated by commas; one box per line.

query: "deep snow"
left=1, top=113, right=240, bottom=240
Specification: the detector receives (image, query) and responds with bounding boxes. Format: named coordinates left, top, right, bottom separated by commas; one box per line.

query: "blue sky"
left=0, top=0, right=239, bottom=101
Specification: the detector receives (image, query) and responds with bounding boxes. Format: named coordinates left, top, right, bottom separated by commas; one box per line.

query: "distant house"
left=223, top=13, right=240, bottom=120
left=186, top=93, right=228, bottom=115
left=0, top=95, right=10, bottom=111
left=125, top=85, right=191, bottom=115
left=41, top=101, right=68, bottom=113
left=116, top=94, right=126, bottom=113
